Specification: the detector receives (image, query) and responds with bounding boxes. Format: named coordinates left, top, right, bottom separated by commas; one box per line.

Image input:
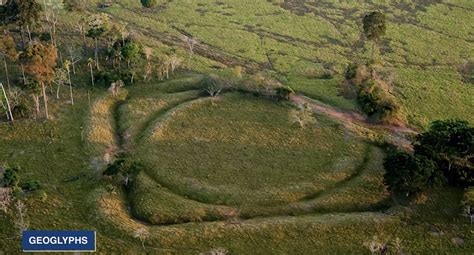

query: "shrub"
left=462, top=187, right=474, bottom=224
left=94, top=70, right=133, bottom=87
left=345, top=63, right=400, bottom=122
left=357, top=80, right=399, bottom=121
left=140, top=0, right=158, bottom=8
left=103, top=159, right=144, bottom=187
left=414, top=119, right=474, bottom=187
left=3, top=167, right=19, bottom=188
left=21, top=180, right=41, bottom=191
left=275, top=86, right=294, bottom=101
left=320, top=69, right=333, bottom=79
left=12, top=101, right=31, bottom=119
left=94, top=70, right=119, bottom=88
left=383, top=151, right=444, bottom=197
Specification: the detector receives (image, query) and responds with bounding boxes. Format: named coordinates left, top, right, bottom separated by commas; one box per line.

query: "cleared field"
left=103, top=0, right=474, bottom=127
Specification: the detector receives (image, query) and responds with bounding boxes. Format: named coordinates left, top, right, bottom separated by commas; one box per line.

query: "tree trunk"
left=89, top=66, right=95, bottom=87
left=41, top=82, right=49, bottom=120
left=56, top=82, right=61, bottom=99
left=21, top=64, right=27, bottom=85
left=3, top=55, right=10, bottom=91
left=20, top=26, right=25, bottom=48
left=32, top=94, right=40, bottom=115
left=69, top=48, right=76, bottom=74
left=94, top=38, right=100, bottom=70
left=68, top=70, right=74, bottom=105
left=82, top=30, right=87, bottom=53
left=26, top=25, right=32, bottom=44
left=0, top=83, right=13, bottom=123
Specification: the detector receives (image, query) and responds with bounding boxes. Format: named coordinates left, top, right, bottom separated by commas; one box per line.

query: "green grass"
left=1, top=0, right=473, bottom=253
left=101, top=0, right=474, bottom=128
left=135, top=93, right=371, bottom=207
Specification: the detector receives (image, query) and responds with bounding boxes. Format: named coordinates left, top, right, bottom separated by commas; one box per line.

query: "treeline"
left=0, top=0, right=186, bottom=122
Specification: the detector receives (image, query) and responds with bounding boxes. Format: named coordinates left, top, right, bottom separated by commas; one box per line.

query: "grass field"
left=0, top=0, right=473, bottom=253
left=103, top=0, right=474, bottom=128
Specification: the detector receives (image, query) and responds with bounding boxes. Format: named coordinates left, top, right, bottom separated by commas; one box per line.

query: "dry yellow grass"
left=86, top=90, right=128, bottom=163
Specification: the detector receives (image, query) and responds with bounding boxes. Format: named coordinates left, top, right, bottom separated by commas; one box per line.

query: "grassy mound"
left=86, top=90, right=128, bottom=164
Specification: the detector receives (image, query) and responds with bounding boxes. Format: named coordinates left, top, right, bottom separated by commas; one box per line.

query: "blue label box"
left=22, top=230, right=96, bottom=252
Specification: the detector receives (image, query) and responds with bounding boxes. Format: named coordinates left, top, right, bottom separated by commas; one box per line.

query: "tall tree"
left=63, top=60, right=74, bottom=105
left=0, top=34, right=18, bottom=91
left=87, top=58, right=95, bottom=87
left=1, top=0, right=43, bottom=46
left=362, top=11, right=386, bottom=60
left=86, top=13, right=110, bottom=70
left=414, top=119, right=474, bottom=187
left=20, top=43, right=57, bottom=120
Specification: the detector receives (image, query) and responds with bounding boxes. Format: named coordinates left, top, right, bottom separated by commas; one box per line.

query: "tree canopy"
left=0, top=0, right=43, bottom=27
left=86, top=13, right=110, bottom=39
left=20, top=43, right=58, bottom=84
left=383, top=152, right=443, bottom=197
left=414, top=119, right=474, bottom=186
left=362, top=11, right=386, bottom=41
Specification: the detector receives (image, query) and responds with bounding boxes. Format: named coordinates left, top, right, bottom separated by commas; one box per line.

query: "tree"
left=0, top=83, right=14, bottom=122
left=121, top=41, right=142, bottom=68
left=140, top=0, right=158, bottom=8
left=291, top=103, right=315, bottom=129
left=87, top=58, right=95, bottom=87
left=0, top=34, right=18, bottom=91
left=63, top=60, right=74, bottom=105
left=20, top=43, right=57, bottom=120
left=103, top=159, right=143, bottom=187
left=383, top=151, right=443, bottom=198
left=414, top=119, right=474, bottom=187
left=2, top=0, right=43, bottom=46
left=362, top=11, right=386, bottom=60
left=86, top=13, right=110, bottom=70
left=14, top=200, right=29, bottom=237
left=53, top=67, right=68, bottom=99
left=42, top=0, right=62, bottom=46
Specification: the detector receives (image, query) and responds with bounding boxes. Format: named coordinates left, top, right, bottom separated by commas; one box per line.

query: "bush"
left=103, top=159, right=144, bottom=187
left=344, top=63, right=400, bottom=122
left=12, top=101, right=31, bottom=119
left=2, top=167, right=19, bottom=188
left=320, top=69, right=333, bottom=79
left=94, top=70, right=119, bottom=88
left=357, top=80, right=399, bottom=121
left=275, top=86, right=294, bottom=101
left=21, top=180, right=41, bottom=191
left=414, top=119, right=474, bottom=187
left=140, top=0, right=158, bottom=8
left=383, top=151, right=444, bottom=197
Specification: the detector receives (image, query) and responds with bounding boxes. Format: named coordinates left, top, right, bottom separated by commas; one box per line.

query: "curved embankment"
left=85, top=90, right=128, bottom=170
left=100, top=92, right=388, bottom=225
left=91, top=186, right=393, bottom=253
left=87, top=88, right=397, bottom=237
